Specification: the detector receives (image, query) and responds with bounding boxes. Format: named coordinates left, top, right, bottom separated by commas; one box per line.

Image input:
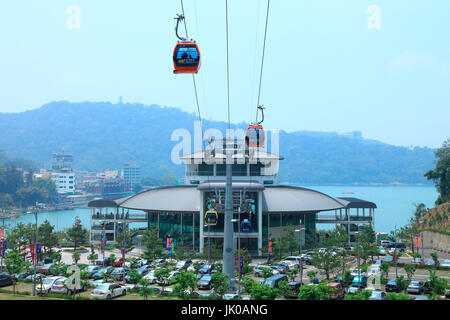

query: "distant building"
left=51, top=152, right=73, bottom=172
left=122, top=161, right=140, bottom=191
left=51, top=151, right=75, bottom=194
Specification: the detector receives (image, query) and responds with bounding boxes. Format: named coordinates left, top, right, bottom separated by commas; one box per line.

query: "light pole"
left=354, top=231, right=361, bottom=292
left=394, top=225, right=398, bottom=278
left=32, top=204, right=39, bottom=297
left=231, top=215, right=241, bottom=299
left=295, top=227, right=306, bottom=286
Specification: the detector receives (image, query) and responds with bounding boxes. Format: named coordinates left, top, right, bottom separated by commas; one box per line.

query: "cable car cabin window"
left=245, top=126, right=265, bottom=148
left=174, top=45, right=199, bottom=67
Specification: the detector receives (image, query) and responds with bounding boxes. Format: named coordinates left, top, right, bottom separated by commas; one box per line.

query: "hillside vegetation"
left=0, top=101, right=436, bottom=184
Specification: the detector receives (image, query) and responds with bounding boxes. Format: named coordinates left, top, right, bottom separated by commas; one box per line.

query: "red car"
left=113, top=258, right=125, bottom=267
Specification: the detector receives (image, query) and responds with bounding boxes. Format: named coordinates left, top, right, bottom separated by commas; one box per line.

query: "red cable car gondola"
left=173, top=41, right=201, bottom=74
left=172, top=14, right=201, bottom=74
left=245, top=105, right=266, bottom=148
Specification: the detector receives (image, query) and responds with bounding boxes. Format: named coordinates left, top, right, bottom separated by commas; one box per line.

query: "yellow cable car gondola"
left=205, top=210, right=218, bottom=226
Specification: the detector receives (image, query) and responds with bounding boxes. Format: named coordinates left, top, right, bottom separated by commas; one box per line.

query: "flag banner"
left=268, top=240, right=272, bottom=254
left=240, top=256, right=244, bottom=277
left=0, top=229, right=4, bottom=239
left=30, top=244, right=35, bottom=263
left=36, top=244, right=42, bottom=262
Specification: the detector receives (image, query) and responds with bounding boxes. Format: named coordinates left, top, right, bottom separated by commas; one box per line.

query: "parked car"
left=26, top=273, right=45, bottom=281
left=87, top=265, right=101, bottom=278
left=270, top=263, right=289, bottom=274
left=281, top=281, right=300, bottom=299
left=187, top=262, right=205, bottom=273
left=197, top=275, right=212, bottom=290
left=369, top=290, right=387, bottom=300
left=90, top=283, right=126, bottom=300
left=254, top=265, right=279, bottom=277
left=158, top=271, right=180, bottom=286
left=351, top=275, right=368, bottom=288
left=175, top=259, right=193, bottom=271
left=385, top=280, right=400, bottom=293
left=50, top=277, right=88, bottom=294
left=152, top=259, right=168, bottom=268
left=111, top=267, right=129, bottom=281
left=37, top=263, right=56, bottom=275
left=199, top=264, right=215, bottom=274
left=368, top=266, right=380, bottom=276
left=301, top=255, right=313, bottom=265
left=380, top=240, right=392, bottom=247
left=424, top=259, right=435, bottom=266
left=350, top=269, right=366, bottom=277
left=12, top=272, right=30, bottom=280
left=326, top=282, right=346, bottom=300
left=378, top=246, right=386, bottom=256
left=445, top=289, right=450, bottom=299
left=0, top=273, right=13, bottom=287
left=92, top=279, right=106, bottom=287
left=262, top=274, right=288, bottom=288
left=96, top=257, right=111, bottom=266
left=36, top=276, right=64, bottom=294
left=281, top=256, right=302, bottom=264
left=407, top=281, right=425, bottom=294
left=382, top=256, right=394, bottom=263
left=135, top=259, right=150, bottom=268
left=386, top=242, right=406, bottom=252
left=441, top=260, right=450, bottom=267
left=124, top=265, right=152, bottom=283
left=280, top=261, right=298, bottom=271
left=412, top=258, right=424, bottom=265
left=113, top=258, right=126, bottom=267
left=347, top=287, right=358, bottom=295
left=92, top=267, right=113, bottom=280
left=414, top=295, right=429, bottom=300
left=143, top=270, right=157, bottom=284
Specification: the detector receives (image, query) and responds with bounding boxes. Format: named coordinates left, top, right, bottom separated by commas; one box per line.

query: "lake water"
left=1, top=185, right=438, bottom=235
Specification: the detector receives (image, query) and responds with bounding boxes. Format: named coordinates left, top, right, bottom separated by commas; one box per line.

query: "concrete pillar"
left=199, top=192, right=204, bottom=253
left=258, top=191, right=262, bottom=256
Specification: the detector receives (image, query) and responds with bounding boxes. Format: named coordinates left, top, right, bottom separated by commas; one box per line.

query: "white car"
left=90, top=283, right=127, bottom=300
left=282, top=256, right=302, bottom=264
left=368, top=267, right=380, bottom=276
left=143, top=270, right=157, bottom=284
left=441, top=260, right=450, bottom=267
left=36, top=276, right=64, bottom=294
left=280, top=260, right=298, bottom=271
left=350, top=269, right=366, bottom=277
left=378, top=247, right=386, bottom=256
left=51, top=277, right=88, bottom=294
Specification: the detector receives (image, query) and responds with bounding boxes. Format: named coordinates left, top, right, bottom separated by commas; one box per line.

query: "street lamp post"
left=354, top=231, right=361, bottom=292
left=295, top=227, right=306, bottom=286
left=32, top=204, right=39, bottom=297
left=231, top=214, right=241, bottom=299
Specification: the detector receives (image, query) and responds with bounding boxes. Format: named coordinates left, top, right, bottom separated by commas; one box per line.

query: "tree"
left=141, top=227, right=163, bottom=259
left=126, top=268, right=142, bottom=287
left=173, top=271, right=198, bottom=299
left=249, top=284, right=280, bottom=300
left=286, top=268, right=299, bottom=282
left=278, top=280, right=295, bottom=299
left=210, top=272, right=230, bottom=299
left=114, top=228, right=136, bottom=252
left=4, top=252, right=24, bottom=295
left=284, top=225, right=299, bottom=256
left=395, top=275, right=409, bottom=292
left=430, top=252, right=440, bottom=269
left=138, top=277, right=152, bottom=300
left=261, top=268, right=273, bottom=279
left=38, top=220, right=58, bottom=254
left=344, top=290, right=371, bottom=300
left=65, top=223, right=89, bottom=250
left=126, top=257, right=139, bottom=269
left=88, top=253, right=97, bottom=265
left=154, top=268, right=171, bottom=293
left=386, top=292, right=411, bottom=300
left=298, top=283, right=331, bottom=300
left=424, top=138, right=450, bottom=205
left=306, top=270, right=318, bottom=284
left=331, top=226, right=352, bottom=276
left=109, top=253, right=116, bottom=266
left=359, top=225, right=378, bottom=263
left=72, top=251, right=80, bottom=265
left=311, top=247, right=340, bottom=280
left=428, top=269, right=448, bottom=296
left=404, top=264, right=416, bottom=281
left=380, top=262, right=389, bottom=280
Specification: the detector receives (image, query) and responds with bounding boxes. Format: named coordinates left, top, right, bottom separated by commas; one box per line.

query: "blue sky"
left=0, top=0, right=449, bottom=148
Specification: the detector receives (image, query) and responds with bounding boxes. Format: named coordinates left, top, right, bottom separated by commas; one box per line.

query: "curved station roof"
left=89, top=183, right=351, bottom=214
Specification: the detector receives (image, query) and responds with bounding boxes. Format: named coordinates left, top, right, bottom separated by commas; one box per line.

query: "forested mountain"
left=0, top=101, right=436, bottom=184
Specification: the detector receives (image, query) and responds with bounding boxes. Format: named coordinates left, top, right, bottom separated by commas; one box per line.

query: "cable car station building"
left=88, top=139, right=376, bottom=255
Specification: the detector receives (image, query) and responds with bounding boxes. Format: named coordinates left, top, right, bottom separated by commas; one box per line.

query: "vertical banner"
left=0, top=229, right=4, bottom=239
left=30, top=244, right=35, bottom=263
left=36, top=244, right=42, bottom=262
left=234, top=257, right=238, bottom=269
left=240, top=256, right=243, bottom=277
left=171, top=239, right=176, bottom=255
left=121, top=248, right=125, bottom=260
left=101, top=230, right=105, bottom=252
left=0, top=240, right=3, bottom=257
left=167, top=238, right=172, bottom=254
left=268, top=240, right=272, bottom=254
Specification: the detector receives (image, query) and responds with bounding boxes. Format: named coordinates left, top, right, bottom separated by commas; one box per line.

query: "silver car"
left=36, top=276, right=64, bottom=294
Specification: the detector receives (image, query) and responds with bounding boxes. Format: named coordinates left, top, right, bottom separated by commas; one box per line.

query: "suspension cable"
left=255, top=0, right=270, bottom=123
left=225, top=0, right=231, bottom=134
